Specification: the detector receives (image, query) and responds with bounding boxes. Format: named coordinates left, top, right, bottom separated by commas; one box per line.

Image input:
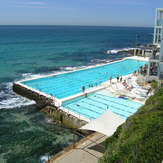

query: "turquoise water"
left=23, top=59, right=147, bottom=99
left=62, top=91, right=142, bottom=120
left=0, top=26, right=151, bottom=163
left=0, top=26, right=152, bottom=84
left=0, top=26, right=152, bottom=109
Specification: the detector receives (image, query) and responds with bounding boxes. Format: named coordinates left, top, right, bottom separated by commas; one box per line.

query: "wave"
left=0, top=68, right=82, bottom=109
left=106, top=48, right=135, bottom=54
left=19, top=62, right=115, bottom=82
left=0, top=57, right=124, bottom=110
left=0, top=82, right=35, bottom=109
left=0, top=64, right=99, bottom=109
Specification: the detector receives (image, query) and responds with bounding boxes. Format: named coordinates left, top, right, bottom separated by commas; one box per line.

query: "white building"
left=147, top=8, right=163, bottom=81
left=158, top=35, right=163, bottom=79
left=153, top=8, right=163, bottom=46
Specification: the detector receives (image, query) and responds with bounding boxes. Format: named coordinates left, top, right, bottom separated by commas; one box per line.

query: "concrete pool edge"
left=13, top=56, right=148, bottom=128
left=17, top=56, right=149, bottom=83
left=13, top=83, right=88, bottom=129
left=14, top=56, right=149, bottom=103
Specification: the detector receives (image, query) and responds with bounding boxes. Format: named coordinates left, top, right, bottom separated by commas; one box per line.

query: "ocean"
left=0, top=25, right=153, bottom=109
left=0, top=25, right=153, bottom=163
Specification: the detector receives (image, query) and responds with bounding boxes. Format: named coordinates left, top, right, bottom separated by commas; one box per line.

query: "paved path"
left=48, top=132, right=107, bottom=163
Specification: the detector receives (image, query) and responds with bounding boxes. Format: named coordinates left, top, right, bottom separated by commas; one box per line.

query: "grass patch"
left=99, top=87, right=163, bottom=163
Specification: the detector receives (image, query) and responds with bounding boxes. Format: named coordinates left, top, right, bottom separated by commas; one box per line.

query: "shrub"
left=99, top=88, right=163, bottom=163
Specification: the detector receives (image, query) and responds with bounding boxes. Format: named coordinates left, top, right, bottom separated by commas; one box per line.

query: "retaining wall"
left=42, top=106, right=87, bottom=129
left=13, top=82, right=87, bottom=129
left=13, top=82, right=54, bottom=108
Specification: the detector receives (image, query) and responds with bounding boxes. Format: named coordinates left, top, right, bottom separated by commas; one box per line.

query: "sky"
left=0, top=0, right=163, bottom=27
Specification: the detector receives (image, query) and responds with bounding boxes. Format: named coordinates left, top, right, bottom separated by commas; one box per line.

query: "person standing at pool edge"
left=120, top=76, right=123, bottom=82
left=117, top=75, right=119, bottom=82
left=110, top=76, right=112, bottom=84
left=82, top=86, right=85, bottom=92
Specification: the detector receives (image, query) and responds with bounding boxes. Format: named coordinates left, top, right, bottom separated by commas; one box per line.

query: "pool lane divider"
left=12, top=56, right=149, bottom=129
left=13, top=82, right=89, bottom=129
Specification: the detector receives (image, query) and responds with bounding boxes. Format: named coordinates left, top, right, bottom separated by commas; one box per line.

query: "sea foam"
left=0, top=60, right=122, bottom=109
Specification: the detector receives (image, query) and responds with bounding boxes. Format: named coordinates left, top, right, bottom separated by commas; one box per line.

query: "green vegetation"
left=150, top=80, right=158, bottom=90
left=99, top=87, right=163, bottom=163
left=0, top=105, right=80, bottom=163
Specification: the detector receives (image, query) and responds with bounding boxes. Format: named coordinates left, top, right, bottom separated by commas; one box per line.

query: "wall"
left=13, top=82, right=54, bottom=108
left=42, top=106, right=87, bottom=129
left=13, top=82, right=87, bottom=129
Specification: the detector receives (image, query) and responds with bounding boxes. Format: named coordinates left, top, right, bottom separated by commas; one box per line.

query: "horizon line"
left=0, top=24, right=153, bottom=28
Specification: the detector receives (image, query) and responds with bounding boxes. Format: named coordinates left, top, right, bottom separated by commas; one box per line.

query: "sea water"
left=0, top=25, right=153, bottom=109
left=23, top=59, right=147, bottom=99
left=0, top=26, right=153, bottom=163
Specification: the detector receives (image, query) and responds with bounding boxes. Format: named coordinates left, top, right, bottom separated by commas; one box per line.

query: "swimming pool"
left=22, top=59, right=147, bottom=99
left=62, top=90, right=142, bottom=120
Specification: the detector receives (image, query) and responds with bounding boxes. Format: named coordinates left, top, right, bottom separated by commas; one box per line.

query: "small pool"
left=62, top=91, right=142, bottom=120
left=22, top=59, right=147, bottom=99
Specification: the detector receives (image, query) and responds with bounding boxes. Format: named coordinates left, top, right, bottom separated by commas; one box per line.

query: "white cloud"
left=13, top=0, right=49, bottom=8
left=25, top=1, right=46, bottom=5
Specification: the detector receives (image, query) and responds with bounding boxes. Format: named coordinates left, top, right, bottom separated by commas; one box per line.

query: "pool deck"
left=61, top=56, right=149, bottom=102
left=14, top=56, right=149, bottom=105
left=13, top=56, right=150, bottom=163
left=61, top=74, right=146, bottom=104
left=13, top=56, right=149, bottom=124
